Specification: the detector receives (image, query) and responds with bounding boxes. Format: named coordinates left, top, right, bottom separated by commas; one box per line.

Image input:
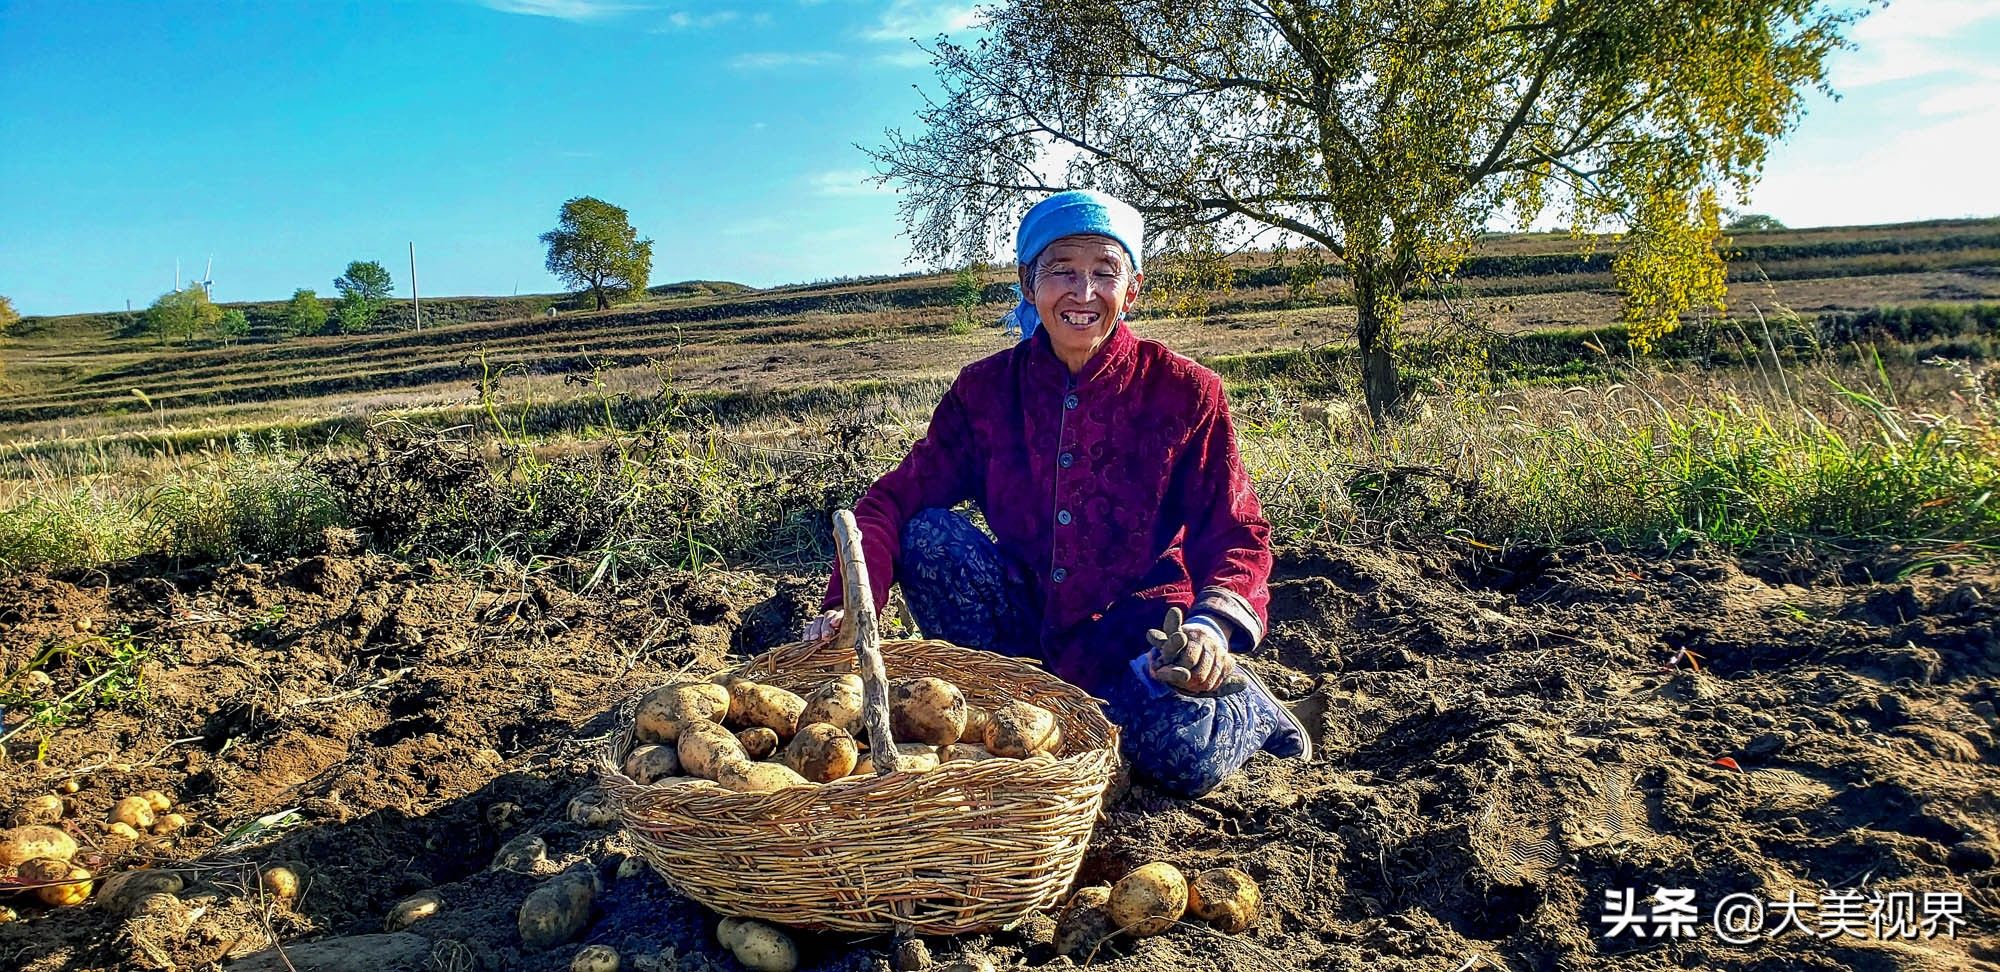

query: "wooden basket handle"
left=833, top=510, right=899, bottom=777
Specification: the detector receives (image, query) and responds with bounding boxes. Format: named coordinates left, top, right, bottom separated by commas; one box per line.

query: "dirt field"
left=2, top=535, right=1995, bottom=970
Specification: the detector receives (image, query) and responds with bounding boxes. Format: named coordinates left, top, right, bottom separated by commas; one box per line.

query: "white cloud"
left=863, top=0, right=982, bottom=42
left=730, top=51, right=846, bottom=69
left=1834, top=0, right=2000, bottom=87
left=873, top=47, right=933, bottom=68
left=809, top=169, right=893, bottom=196
left=1754, top=91, right=2000, bottom=225
left=474, top=0, right=652, bottom=21
left=660, top=9, right=739, bottom=29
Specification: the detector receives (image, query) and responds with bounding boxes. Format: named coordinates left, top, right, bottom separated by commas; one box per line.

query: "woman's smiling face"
left=1024, top=235, right=1140, bottom=374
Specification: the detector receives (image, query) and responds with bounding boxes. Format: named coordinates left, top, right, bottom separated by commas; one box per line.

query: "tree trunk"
left=592, top=283, right=609, bottom=311
left=1352, top=267, right=1404, bottom=424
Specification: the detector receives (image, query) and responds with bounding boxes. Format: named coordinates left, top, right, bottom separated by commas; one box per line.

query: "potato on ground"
left=800, top=674, right=865, bottom=736
left=109, top=796, right=157, bottom=830
left=0, top=824, right=79, bottom=869
left=782, top=722, right=859, bottom=782
left=261, top=865, right=302, bottom=901
left=728, top=681, right=807, bottom=737
left=1188, top=867, right=1261, bottom=933
left=718, top=917, right=798, bottom=972
left=634, top=682, right=731, bottom=744
left=716, top=760, right=812, bottom=794
left=21, top=858, right=93, bottom=907
left=518, top=870, right=597, bottom=950
left=14, top=794, right=64, bottom=826
left=95, top=868, right=184, bottom=915
left=736, top=727, right=780, bottom=761
left=572, top=944, right=621, bottom=972
left=140, top=790, right=172, bottom=813
left=984, top=701, right=1062, bottom=758
left=677, top=721, right=749, bottom=780
left=1107, top=862, right=1187, bottom=938
left=621, top=744, right=681, bottom=784
left=891, top=676, right=968, bottom=746
left=1054, top=885, right=1115, bottom=958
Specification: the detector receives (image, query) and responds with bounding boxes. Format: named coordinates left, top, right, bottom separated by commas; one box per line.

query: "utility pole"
left=409, top=241, right=421, bottom=331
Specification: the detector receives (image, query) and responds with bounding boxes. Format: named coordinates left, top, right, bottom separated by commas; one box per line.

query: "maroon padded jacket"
left=824, top=320, right=1273, bottom=695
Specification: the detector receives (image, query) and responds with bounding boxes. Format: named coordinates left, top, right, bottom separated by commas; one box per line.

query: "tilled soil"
left=1, top=538, right=1996, bottom=971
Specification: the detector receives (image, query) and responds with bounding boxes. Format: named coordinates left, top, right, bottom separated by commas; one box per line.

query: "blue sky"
left=1, top=0, right=1996, bottom=316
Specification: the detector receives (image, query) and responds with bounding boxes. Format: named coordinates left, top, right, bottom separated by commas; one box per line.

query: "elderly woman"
left=804, top=190, right=1308, bottom=797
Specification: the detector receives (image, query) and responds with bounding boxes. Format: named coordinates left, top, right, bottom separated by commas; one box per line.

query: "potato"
left=736, top=727, right=780, bottom=761
left=261, top=865, right=302, bottom=901
left=782, top=722, right=859, bottom=782
left=852, top=744, right=941, bottom=775
left=518, top=870, right=596, bottom=950
left=891, top=677, right=967, bottom=746
left=494, top=833, right=548, bottom=873
left=716, top=915, right=749, bottom=949
left=960, top=705, right=992, bottom=744
left=1054, top=885, right=1115, bottom=958
left=95, top=868, right=184, bottom=915
left=728, top=681, right=807, bottom=737
left=110, top=796, right=156, bottom=830
left=985, top=701, right=1062, bottom=758
left=1188, top=867, right=1261, bottom=933
left=716, top=760, right=812, bottom=794
left=1107, top=862, right=1187, bottom=938
left=568, top=791, right=620, bottom=827
left=676, top=721, right=749, bottom=780
left=800, top=674, right=865, bottom=736
left=727, top=918, right=798, bottom=972
left=152, top=813, right=188, bottom=836
left=386, top=890, right=444, bottom=931
left=937, top=743, right=1000, bottom=763
left=0, top=824, right=79, bottom=868
left=633, top=682, right=731, bottom=744
left=105, top=822, right=142, bottom=842
left=15, top=794, right=65, bottom=826
left=140, top=790, right=173, bottom=813
left=572, top=944, right=621, bottom=972
left=621, top=744, right=681, bottom=784
left=0, top=905, right=14, bottom=923
left=22, top=858, right=92, bottom=907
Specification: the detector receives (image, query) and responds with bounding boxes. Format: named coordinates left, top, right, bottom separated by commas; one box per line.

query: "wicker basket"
left=597, top=511, right=1120, bottom=935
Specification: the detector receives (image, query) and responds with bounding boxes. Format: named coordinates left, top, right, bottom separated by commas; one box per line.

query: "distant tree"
left=1727, top=213, right=1788, bottom=231
left=541, top=196, right=654, bottom=310
left=216, top=309, right=250, bottom=346
left=334, top=260, right=394, bottom=331
left=873, top=0, right=1860, bottom=422
left=145, top=285, right=223, bottom=345
left=0, top=296, right=19, bottom=334
left=949, top=263, right=984, bottom=333
left=284, top=288, right=328, bottom=336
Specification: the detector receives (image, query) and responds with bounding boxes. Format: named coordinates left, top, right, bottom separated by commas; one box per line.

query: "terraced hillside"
left=3, top=218, right=1996, bottom=460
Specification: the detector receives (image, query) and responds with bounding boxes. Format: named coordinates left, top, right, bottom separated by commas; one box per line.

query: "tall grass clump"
left=1241, top=358, right=2000, bottom=551
left=0, top=433, right=345, bottom=573
left=150, top=433, right=347, bottom=561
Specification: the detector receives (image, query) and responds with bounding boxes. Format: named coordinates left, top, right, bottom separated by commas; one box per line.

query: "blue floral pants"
left=898, top=508, right=1294, bottom=798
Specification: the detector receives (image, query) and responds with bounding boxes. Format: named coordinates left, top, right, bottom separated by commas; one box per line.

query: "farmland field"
left=1, top=220, right=1997, bottom=971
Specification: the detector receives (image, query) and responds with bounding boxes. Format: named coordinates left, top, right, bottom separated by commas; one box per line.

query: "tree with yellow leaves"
left=872, top=0, right=1862, bottom=422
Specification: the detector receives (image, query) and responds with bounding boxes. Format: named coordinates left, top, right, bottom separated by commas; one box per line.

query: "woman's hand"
left=802, top=609, right=844, bottom=642
left=1172, top=622, right=1236, bottom=693
left=1147, top=608, right=1236, bottom=694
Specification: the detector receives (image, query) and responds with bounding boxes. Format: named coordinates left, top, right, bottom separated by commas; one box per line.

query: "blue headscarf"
left=1008, top=190, right=1145, bottom=340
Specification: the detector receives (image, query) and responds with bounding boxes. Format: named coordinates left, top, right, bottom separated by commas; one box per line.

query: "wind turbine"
left=197, top=257, right=214, bottom=299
